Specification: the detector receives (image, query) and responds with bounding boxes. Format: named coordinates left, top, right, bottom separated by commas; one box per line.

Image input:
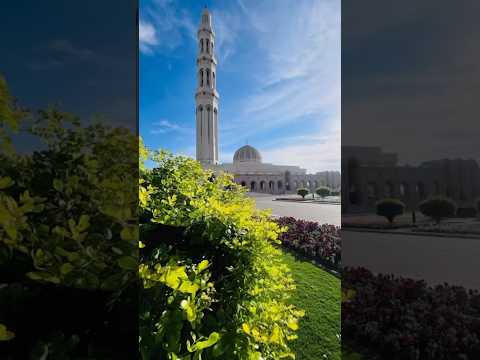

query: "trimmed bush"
left=139, top=149, right=303, bottom=359
left=275, top=217, right=341, bottom=269
left=375, top=198, right=405, bottom=224
left=418, top=196, right=456, bottom=224
left=315, top=186, right=331, bottom=198
left=297, top=188, right=309, bottom=199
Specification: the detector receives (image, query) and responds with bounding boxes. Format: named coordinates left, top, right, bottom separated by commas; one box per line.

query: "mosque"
left=194, top=8, right=340, bottom=194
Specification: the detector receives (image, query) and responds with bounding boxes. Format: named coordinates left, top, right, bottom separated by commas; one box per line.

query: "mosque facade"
left=342, top=146, right=480, bottom=214
left=194, top=8, right=340, bottom=194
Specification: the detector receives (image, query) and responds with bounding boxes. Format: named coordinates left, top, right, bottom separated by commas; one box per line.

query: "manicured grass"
left=280, top=251, right=341, bottom=360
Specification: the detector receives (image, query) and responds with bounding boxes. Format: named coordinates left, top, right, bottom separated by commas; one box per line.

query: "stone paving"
left=342, top=229, right=480, bottom=289
left=248, top=194, right=341, bottom=226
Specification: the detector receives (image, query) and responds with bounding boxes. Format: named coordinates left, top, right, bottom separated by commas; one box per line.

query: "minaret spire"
left=195, top=7, right=219, bottom=165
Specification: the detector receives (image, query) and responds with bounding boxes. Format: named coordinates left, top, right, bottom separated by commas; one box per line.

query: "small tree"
left=297, top=188, right=309, bottom=199
left=376, top=198, right=405, bottom=225
left=315, top=186, right=331, bottom=199
left=418, top=196, right=456, bottom=224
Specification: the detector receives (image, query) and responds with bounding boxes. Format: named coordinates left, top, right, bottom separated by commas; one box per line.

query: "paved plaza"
left=249, top=194, right=341, bottom=226
left=343, top=229, right=480, bottom=290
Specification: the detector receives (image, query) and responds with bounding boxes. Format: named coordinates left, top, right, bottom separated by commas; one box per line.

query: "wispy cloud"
left=140, top=0, right=196, bottom=55
left=49, top=39, right=98, bottom=61
left=139, top=20, right=158, bottom=54
left=220, top=0, right=341, bottom=171
left=140, top=0, right=341, bottom=173
left=211, top=9, right=241, bottom=63
left=150, top=118, right=192, bottom=135
left=262, top=120, right=341, bottom=172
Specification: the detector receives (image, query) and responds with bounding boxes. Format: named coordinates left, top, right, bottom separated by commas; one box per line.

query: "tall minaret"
left=196, top=7, right=219, bottom=165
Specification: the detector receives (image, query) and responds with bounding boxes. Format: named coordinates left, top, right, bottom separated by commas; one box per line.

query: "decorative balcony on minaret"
left=195, top=7, right=219, bottom=165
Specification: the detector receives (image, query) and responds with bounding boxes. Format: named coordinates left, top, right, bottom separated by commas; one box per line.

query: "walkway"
left=343, top=229, right=480, bottom=289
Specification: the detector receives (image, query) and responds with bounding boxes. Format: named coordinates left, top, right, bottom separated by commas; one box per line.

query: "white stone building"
left=195, top=8, right=340, bottom=195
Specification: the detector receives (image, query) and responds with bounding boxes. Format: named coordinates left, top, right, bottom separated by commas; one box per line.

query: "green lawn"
left=280, top=251, right=341, bottom=360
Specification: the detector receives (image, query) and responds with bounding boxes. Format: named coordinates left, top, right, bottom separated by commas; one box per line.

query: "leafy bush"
left=342, top=267, right=480, bottom=360
left=375, top=198, right=405, bottom=224
left=297, top=188, right=309, bottom=199
left=0, top=108, right=138, bottom=289
left=275, top=217, right=341, bottom=270
left=139, top=149, right=303, bottom=359
left=418, top=196, right=456, bottom=224
left=0, top=76, right=137, bottom=356
left=315, top=186, right=331, bottom=198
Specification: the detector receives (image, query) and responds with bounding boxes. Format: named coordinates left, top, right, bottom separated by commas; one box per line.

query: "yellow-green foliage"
left=0, top=76, right=138, bottom=290
left=139, top=146, right=303, bottom=359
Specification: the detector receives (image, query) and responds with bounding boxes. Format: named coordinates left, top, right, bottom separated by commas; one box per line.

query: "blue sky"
left=140, top=0, right=340, bottom=172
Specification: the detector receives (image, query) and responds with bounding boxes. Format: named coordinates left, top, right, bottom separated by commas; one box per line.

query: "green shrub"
left=419, top=196, right=456, bottom=224
left=139, top=148, right=303, bottom=359
left=0, top=78, right=137, bottom=290
left=315, top=186, right=331, bottom=198
left=0, top=76, right=138, bottom=356
left=375, top=198, right=405, bottom=224
left=297, top=188, right=309, bottom=199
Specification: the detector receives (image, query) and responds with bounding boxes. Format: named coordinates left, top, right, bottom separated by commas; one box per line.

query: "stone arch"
left=446, top=186, right=453, bottom=198
left=200, top=39, right=204, bottom=52
left=269, top=180, right=275, bottom=192
left=206, top=69, right=210, bottom=86
left=347, top=157, right=361, bottom=205
left=416, top=182, right=426, bottom=199
left=250, top=181, right=256, bottom=191
left=206, top=39, right=210, bottom=53
left=241, top=181, right=246, bottom=187
left=200, top=69, right=204, bottom=87
left=400, top=182, right=409, bottom=199
left=293, top=181, right=298, bottom=189
left=277, top=180, right=283, bottom=190
left=212, top=71, right=215, bottom=88
left=384, top=181, right=394, bottom=198
left=349, top=184, right=359, bottom=204
left=306, top=181, right=311, bottom=188
left=260, top=180, right=266, bottom=191
left=367, top=182, right=377, bottom=199
left=314, top=180, right=319, bottom=189
left=206, top=106, right=211, bottom=144
left=198, top=105, right=203, bottom=140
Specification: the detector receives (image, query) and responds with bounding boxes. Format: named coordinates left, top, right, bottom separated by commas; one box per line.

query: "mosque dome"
left=233, top=145, right=262, bottom=163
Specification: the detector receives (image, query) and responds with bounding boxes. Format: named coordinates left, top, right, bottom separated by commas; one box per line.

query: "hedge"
left=139, top=148, right=304, bottom=359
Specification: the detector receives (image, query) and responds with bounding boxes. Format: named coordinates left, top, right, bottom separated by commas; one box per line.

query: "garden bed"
left=342, top=223, right=415, bottom=230
left=275, top=217, right=341, bottom=272
left=342, top=267, right=480, bottom=360
left=412, top=223, right=480, bottom=236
